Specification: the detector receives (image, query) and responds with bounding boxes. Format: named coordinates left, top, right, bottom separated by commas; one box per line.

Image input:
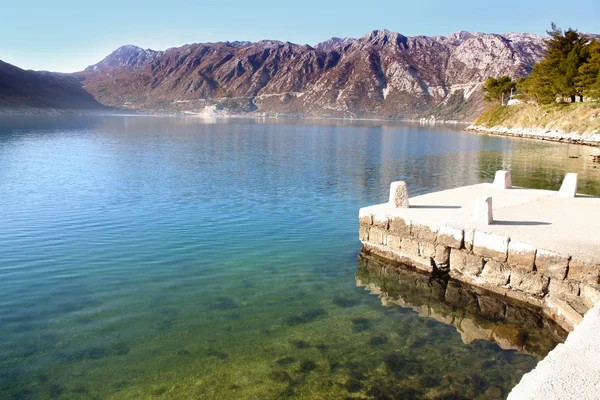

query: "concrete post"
left=493, top=170, right=512, bottom=189
left=473, top=197, right=493, bottom=224
left=559, top=173, right=578, bottom=197
left=389, top=181, right=410, bottom=208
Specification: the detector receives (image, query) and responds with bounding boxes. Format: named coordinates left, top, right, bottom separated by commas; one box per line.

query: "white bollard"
left=473, top=197, right=493, bottom=224
left=389, top=181, right=410, bottom=208
left=493, top=170, right=512, bottom=189
left=558, top=173, right=578, bottom=197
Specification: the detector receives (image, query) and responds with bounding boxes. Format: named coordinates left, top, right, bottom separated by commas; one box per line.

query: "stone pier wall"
left=359, top=211, right=600, bottom=331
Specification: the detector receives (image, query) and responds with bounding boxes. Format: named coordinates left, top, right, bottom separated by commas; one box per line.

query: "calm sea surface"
left=0, top=116, right=598, bottom=400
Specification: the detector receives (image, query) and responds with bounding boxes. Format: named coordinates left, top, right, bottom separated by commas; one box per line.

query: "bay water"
left=1, top=116, right=598, bottom=399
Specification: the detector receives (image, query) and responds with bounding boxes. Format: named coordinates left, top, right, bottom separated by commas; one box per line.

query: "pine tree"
left=576, top=39, right=600, bottom=99
left=520, top=23, right=590, bottom=103
left=518, top=63, right=555, bottom=104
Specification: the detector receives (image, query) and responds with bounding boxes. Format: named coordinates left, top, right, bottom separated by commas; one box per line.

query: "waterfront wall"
left=359, top=208, right=599, bottom=332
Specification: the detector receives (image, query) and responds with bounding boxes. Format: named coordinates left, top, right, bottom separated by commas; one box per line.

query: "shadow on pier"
left=356, top=251, right=568, bottom=359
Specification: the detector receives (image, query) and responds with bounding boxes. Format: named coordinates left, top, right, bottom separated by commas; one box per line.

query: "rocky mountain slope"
left=0, top=60, right=108, bottom=112
left=75, top=30, right=547, bottom=121
left=0, top=29, right=551, bottom=119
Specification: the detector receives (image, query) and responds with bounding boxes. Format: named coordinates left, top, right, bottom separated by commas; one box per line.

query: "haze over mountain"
left=0, top=60, right=108, bottom=112
left=0, top=29, right=554, bottom=120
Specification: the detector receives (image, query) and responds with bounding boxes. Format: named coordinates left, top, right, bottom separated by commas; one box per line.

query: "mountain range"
left=0, top=29, right=553, bottom=120
left=0, top=60, right=108, bottom=112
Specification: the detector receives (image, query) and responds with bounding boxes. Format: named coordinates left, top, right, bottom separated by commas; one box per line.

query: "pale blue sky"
left=2, top=0, right=598, bottom=73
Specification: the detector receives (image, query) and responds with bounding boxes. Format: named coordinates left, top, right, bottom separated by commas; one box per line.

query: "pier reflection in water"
left=357, top=251, right=567, bottom=359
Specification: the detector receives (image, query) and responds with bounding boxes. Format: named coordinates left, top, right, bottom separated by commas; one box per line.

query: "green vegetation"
left=482, top=76, right=517, bottom=103
left=476, top=24, right=600, bottom=135
left=475, top=102, right=515, bottom=126
left=519, top=23, right=600, bottom=103
left=474, top=102, right=600, bottom=134
left=482, top=24, right=600, bottom=106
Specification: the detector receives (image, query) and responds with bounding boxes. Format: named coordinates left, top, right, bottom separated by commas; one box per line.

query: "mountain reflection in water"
left=357, top=251, right=568, bottom=359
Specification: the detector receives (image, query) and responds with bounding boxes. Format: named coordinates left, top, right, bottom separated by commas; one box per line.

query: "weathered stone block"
left=359, top=226, right=369, bottom=241
left=473, top=231, right=509, bottom=262
left=434, top=245, right=450, bottom=267
left=548, top=279, right=580, bottom=297
left=464, top=229, right=475, bottom=252
left=373, top=214, right=389, bottom=229
left=450, top=249, right=484, bottom=277
left=438, top=225, right=463, bottom=249
left=567, top=258, right=600, bottom=285
left=535, top=249, right=569, bottom=281
left=419, top=241, right=436, bottom=258
left=412, top=221, right=438, bottom=242
left=449, top=248, right=465, bottom=271
left=389, top=181, right=410, bottom=208
left=368, top=227, right=386, bottom=245
left=389, top=216, right=411, bottom=236
left=359, top=212, right=373, bottom=227
left=386, top=235, right=402, bottom=251
left=544, top=296, right=583, bottom=332
left=510, top=268, right=549, bottom=297
left=400, top=238, right=420, bottom=258
left=481, top=260, right=511, bottom=286
left=581, top=284, right=600, bottom=304
left=507, top=241, right=536, bottom=271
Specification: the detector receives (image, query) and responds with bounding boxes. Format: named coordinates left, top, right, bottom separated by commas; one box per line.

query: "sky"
left=1, top=0, right=599, bottom=73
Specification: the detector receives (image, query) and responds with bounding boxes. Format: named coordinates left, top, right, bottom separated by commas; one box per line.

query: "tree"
left=520, top=23, right=590, bottom=103
left=518, top=64, right=555, bottom=104
left=482, top=76, right=516, bottom=103
left=576, top=39, right=600, bottom=99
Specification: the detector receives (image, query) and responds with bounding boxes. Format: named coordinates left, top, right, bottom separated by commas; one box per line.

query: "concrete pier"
left=359, top=177, right=600, bottom=332
left=507, top=301, right=600, bottom=400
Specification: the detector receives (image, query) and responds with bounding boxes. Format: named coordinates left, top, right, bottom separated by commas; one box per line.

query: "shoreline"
left=466, top=124, right=600, bottom=147
left=0, top=107, right=471, bottom=125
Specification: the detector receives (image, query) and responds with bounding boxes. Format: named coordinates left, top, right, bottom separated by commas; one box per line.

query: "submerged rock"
left=289, top=339, right=311, bottom=349
left=268, top=370, right=292, bottom=382
left=286, top=308, right=326, bottom=326
left=332, top=295, right=361, bottom=308
left=299, top=360, right=317, bottom=373
left=276, top=356, right=297, bottom=366
left=210, top=297, right=238, bottom=310
left=206, top=349, right=229, bottom=360
left=350, top=317, right=372, bottom=332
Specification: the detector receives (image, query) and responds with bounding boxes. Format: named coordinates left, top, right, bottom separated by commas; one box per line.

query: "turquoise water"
left=0, top=116, right=597, bottom=399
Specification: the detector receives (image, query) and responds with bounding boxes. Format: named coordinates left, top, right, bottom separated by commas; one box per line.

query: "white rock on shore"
left=466, top=124, right=600, bottom=146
